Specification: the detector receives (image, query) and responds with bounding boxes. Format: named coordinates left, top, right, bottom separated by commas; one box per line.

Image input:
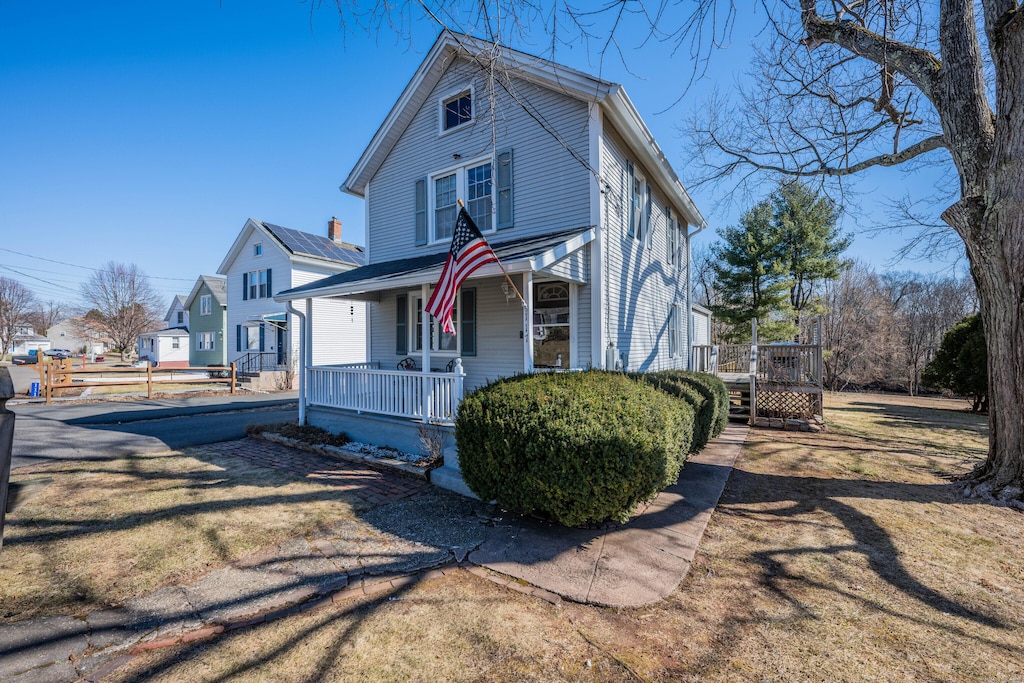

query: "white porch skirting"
left=306, top=361, right=465, bottom=425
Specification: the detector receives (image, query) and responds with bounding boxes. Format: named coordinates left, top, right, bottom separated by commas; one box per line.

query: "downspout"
left=285, top=301, right=306, bottom=426
left=686, top=222, right=707, bottom=370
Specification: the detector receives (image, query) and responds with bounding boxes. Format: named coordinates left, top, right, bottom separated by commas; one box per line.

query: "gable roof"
left=184, top=275, right=228, bottom=310
left=164, top=295, right=187, bottom=322
left=342, top=30, right=705, bottom=229
left=275, top=226, right=594, bottom=301
left=217, top=218, right=366, bottom=274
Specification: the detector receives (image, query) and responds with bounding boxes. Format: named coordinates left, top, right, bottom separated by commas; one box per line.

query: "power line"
left=0, top=246, right=196, bottom=281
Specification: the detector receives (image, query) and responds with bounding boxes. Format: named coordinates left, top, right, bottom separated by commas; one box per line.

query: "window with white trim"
left=533, top=282, right=571, bottom=368
left=248, top=270, right=268, bottom=299
left=413, top=296, right=459, bottom=354
left=432, top=161, right=492, bottom=241
left=254, top=243, right=263, bottom=256
left=628, top=163, right=651, bottom=247
left=668, top=304, right=679, bottom=357
left=172, top=337, right=180, bottom=349
left=200, top=294, right=212, bottom=316
left=246, top=326, right=260, bottom=351
left=196, top=332, right=216, bottom=351
left=442, top=91, right=472, bottom=131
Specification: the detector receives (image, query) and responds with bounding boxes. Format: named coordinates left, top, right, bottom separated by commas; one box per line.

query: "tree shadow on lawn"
left=713, top=467, right=1015, bottom=637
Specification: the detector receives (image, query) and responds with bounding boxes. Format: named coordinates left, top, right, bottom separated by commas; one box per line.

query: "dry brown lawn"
left=107, top=391, right=1024, bottom=683
left=0, top=449, right=358, bottom=622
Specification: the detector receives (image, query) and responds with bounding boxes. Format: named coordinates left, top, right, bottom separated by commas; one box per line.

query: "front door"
left=532, top=282, right=570, bottom=368
left=276, top=325, right=287, bottom=367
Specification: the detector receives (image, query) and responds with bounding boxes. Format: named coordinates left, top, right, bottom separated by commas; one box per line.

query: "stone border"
left=251, top=431, right=434, bottom=481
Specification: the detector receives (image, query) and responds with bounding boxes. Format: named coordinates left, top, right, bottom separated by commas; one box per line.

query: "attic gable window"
left=442, top=91, right=472, bottom=131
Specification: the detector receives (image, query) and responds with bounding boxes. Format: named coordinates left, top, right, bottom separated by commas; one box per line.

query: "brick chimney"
left=328, top=216, right=342, bottom=242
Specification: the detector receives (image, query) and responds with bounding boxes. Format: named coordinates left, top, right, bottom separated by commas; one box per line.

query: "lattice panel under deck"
left=756, top=389, right=822, bottom=419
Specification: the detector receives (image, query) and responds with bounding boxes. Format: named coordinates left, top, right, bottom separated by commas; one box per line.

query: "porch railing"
left=716, top=344, right=757, bottom=374
left=237, top=352, right=285, bottom=375
left=306, top=359, right=465, bottom=425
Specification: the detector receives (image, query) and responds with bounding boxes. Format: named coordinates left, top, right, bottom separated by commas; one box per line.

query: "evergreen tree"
left=922, top=314, right=988, bottom=413
left=773, top=181, right=851, bottom=330
left=709, top=198, right=795, bottom=342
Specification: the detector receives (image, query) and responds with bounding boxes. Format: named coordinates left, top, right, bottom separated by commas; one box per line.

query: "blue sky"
left=0, top=2, right=959, bottom=310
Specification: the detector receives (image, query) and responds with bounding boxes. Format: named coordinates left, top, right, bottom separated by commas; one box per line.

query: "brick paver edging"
left=75, top=562, right=554, bottom=683
left=252, top=431, right=433, bottom=481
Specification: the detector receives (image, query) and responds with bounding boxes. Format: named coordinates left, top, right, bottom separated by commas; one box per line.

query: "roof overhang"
left=275, top=228, right=594, bottom=302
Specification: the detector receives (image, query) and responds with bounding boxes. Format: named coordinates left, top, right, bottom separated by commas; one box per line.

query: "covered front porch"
left=276, top=227, right=595, bottom=425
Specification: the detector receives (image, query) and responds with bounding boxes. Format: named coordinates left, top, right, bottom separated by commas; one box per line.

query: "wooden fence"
left=39, top=360, right=236, bottom=404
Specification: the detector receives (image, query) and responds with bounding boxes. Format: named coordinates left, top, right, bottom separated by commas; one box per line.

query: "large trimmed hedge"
left=635, top=372, right=716, bottom=453
left=456, top=371, right=694, bottom=526
left=652, top=370, right=729, bottom=439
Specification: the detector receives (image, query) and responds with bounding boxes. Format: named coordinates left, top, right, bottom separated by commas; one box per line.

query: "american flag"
left=426, top=207, right=499, bottom=335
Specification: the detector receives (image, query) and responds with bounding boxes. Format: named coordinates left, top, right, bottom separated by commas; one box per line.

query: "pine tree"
left=710, top=199, right=795, bottom=342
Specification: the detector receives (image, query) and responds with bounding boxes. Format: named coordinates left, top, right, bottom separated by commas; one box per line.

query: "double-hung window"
left=668, top=304, right=679, bottom=358
left=627, top=161, right=651, bottom=246
left=432, top=161, right=492, bottom=241
left=245, top=269, right=271, bottom=300
left=200, top=294, right=212, bottom=316
left=414, top=296, right=459, bottom=354
left=196, top=332, right=215, bottom=351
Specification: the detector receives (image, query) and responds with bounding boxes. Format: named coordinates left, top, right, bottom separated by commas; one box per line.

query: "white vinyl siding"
left=367, top=57, right=591, bottom=262
left=600, top=124, right=689, bottom=371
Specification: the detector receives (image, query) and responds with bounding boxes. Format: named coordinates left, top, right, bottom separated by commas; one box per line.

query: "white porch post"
left=421, top=283, right=431, bottom=421
left=523, top=272, right=534, bottom=373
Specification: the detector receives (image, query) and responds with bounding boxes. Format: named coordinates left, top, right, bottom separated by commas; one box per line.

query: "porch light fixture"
left=501, top=282, right=516, bottom=301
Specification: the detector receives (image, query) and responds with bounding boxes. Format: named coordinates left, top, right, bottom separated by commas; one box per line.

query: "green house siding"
left=189, top=284, right=228, bottom=367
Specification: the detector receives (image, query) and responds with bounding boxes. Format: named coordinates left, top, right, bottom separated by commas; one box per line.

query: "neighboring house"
left=217, top=216, right=368, bottom=383
left=274, top=31, right=707, bottom=495
left=164, top=295, right=189, bottom=330
left=47, top=318, right=112, bottom=355
left=184, top=275, right=228, bottom=367
left=9, top=325, right=51, bottom=355
left=137, top=327, right=190, bottom=367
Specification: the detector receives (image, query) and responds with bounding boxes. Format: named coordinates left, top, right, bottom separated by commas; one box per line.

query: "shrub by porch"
left=456, top=371, right=695, bottom=526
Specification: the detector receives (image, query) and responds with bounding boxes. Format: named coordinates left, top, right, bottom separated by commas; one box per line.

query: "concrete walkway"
left=471, top=423, right=747, bottom=607
left=0, top=425, right=747, bottom=683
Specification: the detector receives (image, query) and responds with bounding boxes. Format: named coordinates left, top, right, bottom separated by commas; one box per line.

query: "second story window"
left=176, top=311, right=184, bottom=325
left=442, top=91, right=472, bottom=131
left=254, top=243, right=263, bottom=257
left=243, top=268, right=272, bottom=300
left=415, top=150, right=513, bottom=246
left=432, top=161, right=492, bottom=241
left=200, top=294, right=212, bottom=316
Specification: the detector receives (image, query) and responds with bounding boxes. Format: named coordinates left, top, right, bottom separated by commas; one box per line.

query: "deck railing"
left=306, top=359, right=465, bottom=425
left=756, top=344, right=822, bottom=385
left=716, top=344, right=758, bottom=374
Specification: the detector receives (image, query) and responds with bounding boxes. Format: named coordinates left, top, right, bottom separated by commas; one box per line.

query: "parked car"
left=44, top=349, right=72, bottom=359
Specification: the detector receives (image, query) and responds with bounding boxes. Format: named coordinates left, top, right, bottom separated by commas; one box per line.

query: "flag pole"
left=457, top=199, right=527, bottom=308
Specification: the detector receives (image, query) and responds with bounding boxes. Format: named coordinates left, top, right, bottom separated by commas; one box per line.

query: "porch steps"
left=723, top=379, right=752, bottom=422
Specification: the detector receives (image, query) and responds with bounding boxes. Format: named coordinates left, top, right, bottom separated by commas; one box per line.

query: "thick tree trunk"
left=960, top=205, right=1024, bottom=505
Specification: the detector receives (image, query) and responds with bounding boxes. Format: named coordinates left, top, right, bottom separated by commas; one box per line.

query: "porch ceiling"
left=274, top=226, right=594, bottom=301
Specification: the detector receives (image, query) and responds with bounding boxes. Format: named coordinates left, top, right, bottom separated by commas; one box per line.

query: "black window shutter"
left=266, top=269, right=272, bottom=298
left=236, top=325, right=241, bottom=352
left=258, top=324, right=265, bottom=352
left=461, top=288, right=477, bottom=356
left=414, top=178, right=427, bottom=246
left=496, top=149, right=513, bottom=230
left=242, top=273, right=248, bottom=301
left=626, top=161, right=636, bottom=238
left=395, top=293, right=408, bottom=355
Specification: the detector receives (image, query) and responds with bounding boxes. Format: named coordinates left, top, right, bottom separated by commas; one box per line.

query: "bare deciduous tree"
left=79, top=262, right=163, bottom=361
left=0, top=277, right=36, bottom=360
left=26, top=300, right=66, bottom=337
